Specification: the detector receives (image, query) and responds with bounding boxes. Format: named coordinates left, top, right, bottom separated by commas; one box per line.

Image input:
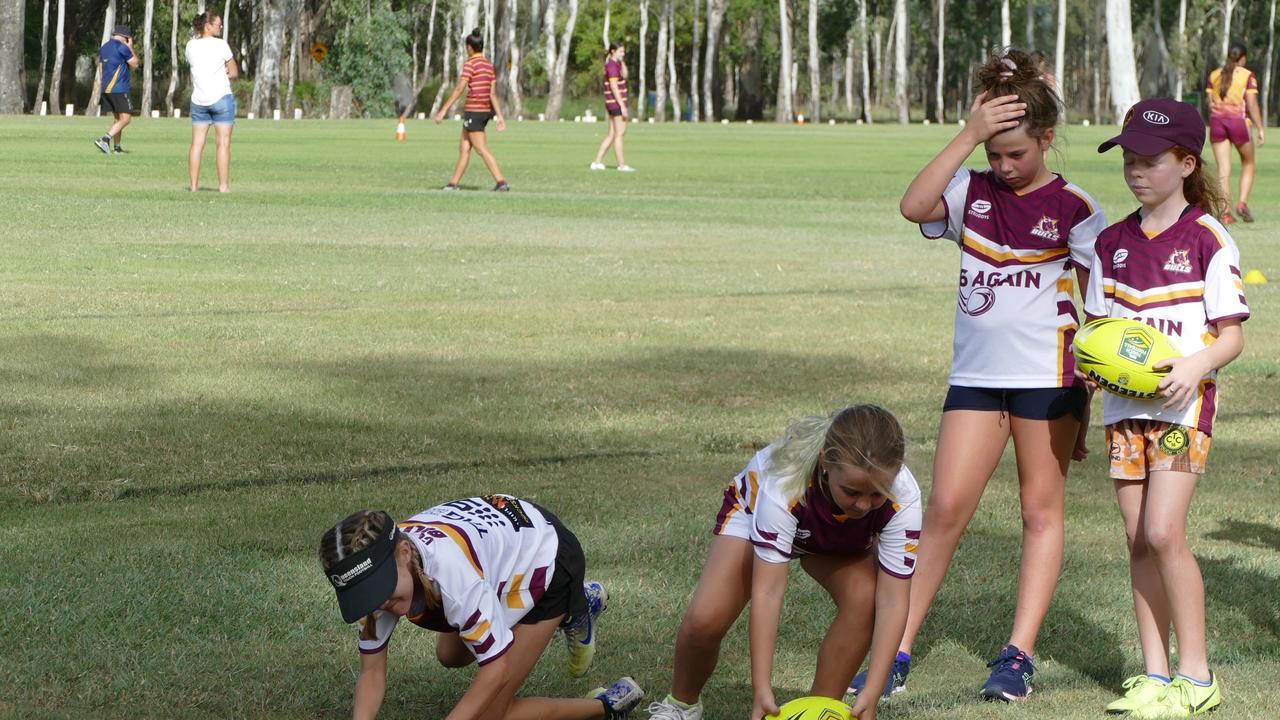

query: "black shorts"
left=943, top=385, right=1088, bottom=421
left=102, top=92, right=134, bottom=115
left=463, top=111, right=492, bottom=132
left=518, top=504, right=588, bottom=626
left=606, top=105, right=623, bottom=117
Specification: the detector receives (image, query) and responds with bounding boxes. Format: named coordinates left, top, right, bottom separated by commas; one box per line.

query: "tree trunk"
left=1055, top=0, right=1065, bottom=104
left=894, top=0, right=907, bottom=123
left=545, top=0, right=578, bottom=120
left=655, top=0, right=668, bottom=120
left=251, top=0, right=286, bottom=116
left=776, top=0, right=792, bottom=122
left=1001, top=0, right=1011, bottom=49
left=603, top=0, right=611, bottom=47
left=1265, top=0, right=1276, bottom=125
left=285, top=23, right=297, bottom=113
left=417, top=0, right=438, bottom=95
left=1221, top=0, right=1236, bottom=61
left=430, top=9, right=454, bottom=117
left=223, top=0, right=231, bottom=43
left=164, top=0, right=178, bottom=112
left=34, top=0, right=50, bottom=111
left=0, top=0, right=22, bottom=112
left=691, top=0, right=701, bottom=120
left=859, top=0, right=870, bottom=122
left=141, top=0, right=155, bottom=115
left=703, top=0, right=727, bottom=121
left=935, top=0, right=944, bottom=123
left=844, top=34, right=854, bottom=115
left=87, top=0, right=116, bottom=116
left=736, top=13, right=763, bottom=119
left=543, top=0, right=557, bottom=90
left=1025, top=0, right=1034, bottom=49
left=505, top=0, right=521, bottom=116
left=873, top=24, right=883, bottom=107
left=1106, top=0, right=1140, bottom=122
left=639, top=0, right=649, bottom=119
left=50, top=0, right=65, bottom=109
left=1174, top=0, right=1186, bottom=100
left=484, top=0, right=494, bottom=52
left=666, top=0, right=680, bottom=121
left=807, top=0, right=819, bottom=121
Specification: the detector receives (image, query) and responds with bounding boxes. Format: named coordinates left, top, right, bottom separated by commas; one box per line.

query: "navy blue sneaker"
left=848, top=654, right=911, bottom=697
left=981, top=644, right=1036, bottom=701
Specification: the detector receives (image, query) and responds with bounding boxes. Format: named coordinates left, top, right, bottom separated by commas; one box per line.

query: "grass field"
left=0, top=115, right=1276, bottom=719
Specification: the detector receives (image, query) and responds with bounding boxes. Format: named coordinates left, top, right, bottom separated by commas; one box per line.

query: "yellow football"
left=1072, top=318, right=1180, bottom=399
left=765, top=696, right=855, bottom=720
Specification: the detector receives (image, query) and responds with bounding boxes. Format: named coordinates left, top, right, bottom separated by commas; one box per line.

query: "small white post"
left=294, top=108, right=303, bottom=120
left=65, top=104, right=74, bottom=116
left=40, top=101, right=48, bottom=116
left=151, top=109, right=160, bottom=118
left=247, top=112, right=256, bottom=120
left=173, top=108, right=182, bottom=118
left=273, top=108, right=281, bottom=120
left=416, top=112, right=425, bottom=120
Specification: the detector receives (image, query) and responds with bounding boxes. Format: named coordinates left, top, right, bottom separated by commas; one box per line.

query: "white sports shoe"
left=617, top=165, right=637, bottom=172
left=590, top=162, right=607, bottom=170
left=646, top=695, right=704, bottom=720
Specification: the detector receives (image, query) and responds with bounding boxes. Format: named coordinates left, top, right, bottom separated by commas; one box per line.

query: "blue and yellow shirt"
left=100, top=38, right=133, bottom=94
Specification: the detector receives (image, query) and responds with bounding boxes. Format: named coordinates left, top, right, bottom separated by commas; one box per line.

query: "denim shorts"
left=191, top=94, right=236, bottom=125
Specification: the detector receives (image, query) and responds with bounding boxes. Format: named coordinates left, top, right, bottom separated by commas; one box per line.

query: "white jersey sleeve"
left=749, top=480, right=799, bottom=564
left=919, top=168, right=972, bottom=244
left=1066, top=186, right=1107, bottom=269
left=1203, top=239, right=1249, bottom=324
left=437, top=566, right=514, bottom=666
left=1083, top=243, right=1111, bottom=320
left=875, top=467, right=923, bottom=578
left=356, top=610, right=399, bottom=654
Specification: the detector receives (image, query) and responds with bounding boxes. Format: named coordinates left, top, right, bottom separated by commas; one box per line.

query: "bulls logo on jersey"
left=1163, top=249, right=1193, bottom=274
left=1030, top=216, right=1060, bottom=241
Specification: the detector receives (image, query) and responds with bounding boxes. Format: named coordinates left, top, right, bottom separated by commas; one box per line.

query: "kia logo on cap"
left=1142, top=110, right=1170, bottom=125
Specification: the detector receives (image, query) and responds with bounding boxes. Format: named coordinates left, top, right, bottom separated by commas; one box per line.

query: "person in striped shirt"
left=590, top=43, right=635, bottom=172
left=320, top=497, right=645, bottom=720
left=435, top=29, right=509, bottom=192
left=1088, top=97, right=1247, bottom=719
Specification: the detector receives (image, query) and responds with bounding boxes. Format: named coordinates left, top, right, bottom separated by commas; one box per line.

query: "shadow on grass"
left=1206, top=520, right=1280, bottom=553
left=1202, top=556, right=1280, bottom=644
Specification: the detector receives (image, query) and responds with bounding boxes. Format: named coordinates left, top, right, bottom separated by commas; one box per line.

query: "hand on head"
left=963, top=91, right=1027, bottom=145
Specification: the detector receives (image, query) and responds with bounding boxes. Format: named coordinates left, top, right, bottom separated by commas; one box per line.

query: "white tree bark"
left=655, top=0, right=668, bottom=120
left=936, top=0, right=945, bottom=123
left=430, top=9, right=454, bottom=117
left=418, top=0, right=438, bottom=94
left=543, top=0, right=557, bottom=83
left=141, top=0, right=155, bottom=115
left=845, top=34, right=854, bottom=115
left=666, top=0, right=680, bottom=121
left=1221, top=0, right=1236, bottom=60
left=860, top=0, right=871, bottom=122
left=463, top=0, right=480, bottom=35
left=807, top=0, right=819, bottom=122
left=1106, top=0, right=1141, bottom=122
left=223, top=0, right=230, bottom=42
left=1265, top=0, right=1276, bottom=125
left=894, top=0, right=908, bottom=123
left=603, top=0, right=611, bottom=47
left=1055, top=0, right=1065, bottom=104
left=285, top=23, right=297, bottom=113
left=703, top=0, right=728, bottom=121
left=639, top=0, right=649, bottom=119
left=34, top=0, right=50, bottom=111
left=1174, top=0, right=1186, bottom=100
left=50, top=0, right=65, bottom=109
left=545, top=0, right=578, bottom=120
left=250, top=0, right=286, bottom=116
left=86, top=0, right=116, bottom=116
left=0, top=0, right=23, bottom=112
left=484, top=0, right=494, bottom=52
left=506, top=0, right=522, bottom=116
left=164, top=0, right=178, bottom=112
left=1025, top=0, right=1034, bottom=49
left=692, top=0, right=701, bottom=120
left=776, top=0, right=792, bottom=122
left=1001, top=0, right=1011, bottom=49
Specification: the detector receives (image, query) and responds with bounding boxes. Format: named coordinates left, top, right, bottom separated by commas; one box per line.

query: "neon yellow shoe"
left=1105, top=675, right=1169, bottom=714
left=1131, top=675, right=1221, bottom=718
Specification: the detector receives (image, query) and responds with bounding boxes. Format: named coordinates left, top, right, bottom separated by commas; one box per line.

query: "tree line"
left=2, top=0, right=1278, bottom=124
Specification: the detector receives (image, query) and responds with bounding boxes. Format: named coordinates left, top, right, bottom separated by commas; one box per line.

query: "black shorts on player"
left=463, top=111, right=492, bottom=132
left=102, top=92, right=135, bottom=115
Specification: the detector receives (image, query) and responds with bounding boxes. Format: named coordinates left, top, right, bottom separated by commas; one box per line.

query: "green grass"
left=0, top=115, right=1276, bottom=719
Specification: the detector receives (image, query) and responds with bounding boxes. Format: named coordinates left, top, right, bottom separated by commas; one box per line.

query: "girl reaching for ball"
left=319, top=497, right=646, bottom=720
left=1084, top=98, right=1247, bottom=718
left=873, top=49, right=1106, bottom=703
left=645, top=405, right=921, bottom=720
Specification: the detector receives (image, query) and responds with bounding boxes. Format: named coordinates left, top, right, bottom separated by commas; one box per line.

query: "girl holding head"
left=435, top=28, right=509, bottom=191
left=870, top=49, right=1106, bottom=703
left=319, top=496, right=645, bottom=719
left=1088, top=98, right=1248, bottom=718
left=645, top=405, right=921, bottom=720
left=1206, top=42, right=1265, bottom=224
left=590, top=43, right=635, bottom=172
left=185, top=11, right=238, bottom=192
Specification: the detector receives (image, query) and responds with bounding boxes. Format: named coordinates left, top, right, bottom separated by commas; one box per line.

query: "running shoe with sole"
left=981, top=644, right=1036, bottom=702
left=564, top=580, right=608, bottom=677
left=94, top=135, right=112, bottom=154
left=1236, top=203, right=1255, bottom=222
left=494, top=181, right=511, bottom=192
left=441, top=183, right=459, bottom=191
left=113, top=146, right=128, bottom=154
left=645, top=695, right=704, bottom=720
left=1220, top=212, right=1236, bottom=226
left=590, top=162, right=606, bottom=170
left=1130, top=675, right=1221, bottom=718
left=590, top=676, right=645, bottom=719
left=848, top=654, right=911, bottom=697
left=617, top=165, right=636, bottom=172
left=1106, top=675, right=1170, bottom=715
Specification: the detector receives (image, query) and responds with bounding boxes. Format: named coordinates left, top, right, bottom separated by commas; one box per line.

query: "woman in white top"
left=185, top=11, right=238, bottom=192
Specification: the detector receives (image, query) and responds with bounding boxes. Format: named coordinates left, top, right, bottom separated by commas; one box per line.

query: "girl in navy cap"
left=1088, top=98, right=1249, bottom=718
left=319, top=498, right=644, bottom=720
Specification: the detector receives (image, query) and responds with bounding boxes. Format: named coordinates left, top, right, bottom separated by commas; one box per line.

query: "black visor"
left=326, top=516, right=399, bottom=623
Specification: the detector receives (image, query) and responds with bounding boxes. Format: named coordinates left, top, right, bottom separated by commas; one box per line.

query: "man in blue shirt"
left=95, top=25, right=140, bottom=154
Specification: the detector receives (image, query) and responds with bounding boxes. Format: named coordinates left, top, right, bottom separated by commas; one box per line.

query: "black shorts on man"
left=102, top=92, right=135, bottom=115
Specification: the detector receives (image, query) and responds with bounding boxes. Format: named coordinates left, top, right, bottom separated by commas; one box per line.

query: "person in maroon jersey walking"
left=435, top=28, right=509, bottom=191
left=590, top=43, right=635, bottom=172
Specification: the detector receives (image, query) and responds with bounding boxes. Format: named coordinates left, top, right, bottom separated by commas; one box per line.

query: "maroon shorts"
left=1210, top=114, right=1250, bottom=145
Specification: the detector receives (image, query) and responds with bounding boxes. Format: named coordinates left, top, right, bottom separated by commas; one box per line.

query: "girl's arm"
left=352, top=649, right=389, bottom=720
left=1071, top=264, right=1094, bottom=460
left=848, top=571, right=910, bottom=720
left=1156, top=319, right=1244, bottom=411
left=490, top=88, right=506, bottom=130
left=749, top=555, right=790, bottom=720
left=1246, top=92, right=1266, bottom=145
left=435, top=79, right=469, bottom=123
left=899, top=92, right=1026, bottom=224
left=443, top=654, right=513, bottom=720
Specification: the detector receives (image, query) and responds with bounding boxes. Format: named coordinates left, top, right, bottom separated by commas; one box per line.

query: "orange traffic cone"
left=396, top=116, right=406, bottom=141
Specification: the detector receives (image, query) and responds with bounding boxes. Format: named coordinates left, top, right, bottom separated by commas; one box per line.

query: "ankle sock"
left=1176, top=673, right=1212, bottom=687
left=1147, top=673, right=1172, bottom=684
left=896, top=650, right=911, bottom=663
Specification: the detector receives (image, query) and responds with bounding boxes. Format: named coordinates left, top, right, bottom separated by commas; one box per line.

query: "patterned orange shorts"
left=1107, top=419, right=1212, bottom=480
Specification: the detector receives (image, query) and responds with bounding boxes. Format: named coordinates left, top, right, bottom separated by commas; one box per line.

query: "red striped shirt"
left=604, top=59, right=628, bottom=110
left=462, top=55, right=496, bottom=113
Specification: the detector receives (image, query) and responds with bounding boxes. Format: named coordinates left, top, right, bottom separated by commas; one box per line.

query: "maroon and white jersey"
left=1084, top=208, right=1250, bottom=433
left=714, top=445, right=922, bottom=578
left=921, top=169, right=1106, bottom=388
left=356, top=496, right=559, bottom=666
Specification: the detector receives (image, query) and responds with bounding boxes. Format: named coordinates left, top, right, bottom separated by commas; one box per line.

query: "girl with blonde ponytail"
left=319, top=497, right=645, bottom=720
left=646, top=405, right=921, bottom=720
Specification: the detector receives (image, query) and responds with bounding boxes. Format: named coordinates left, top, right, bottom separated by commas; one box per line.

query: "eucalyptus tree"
left=1106, top=0, right=1140, bottom=121
left=0, top=0, right=21, bottom=112
left=703, top=0, right=729, bottom=121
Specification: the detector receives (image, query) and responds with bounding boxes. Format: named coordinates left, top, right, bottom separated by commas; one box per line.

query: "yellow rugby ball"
left=1072, top=318, right=1179, bottom=399
left=765, top=696, right=855, bottom=720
